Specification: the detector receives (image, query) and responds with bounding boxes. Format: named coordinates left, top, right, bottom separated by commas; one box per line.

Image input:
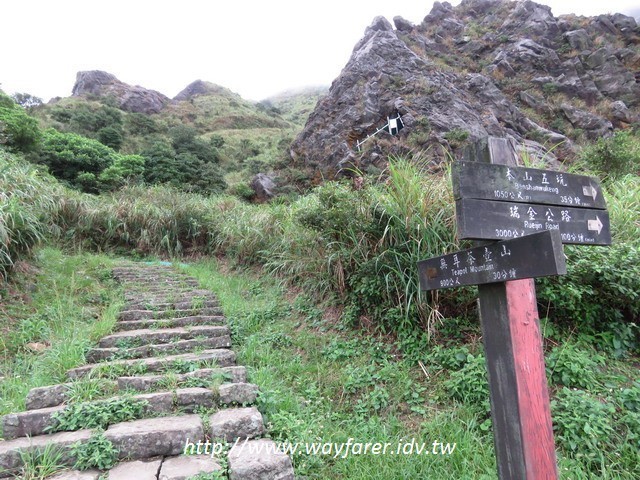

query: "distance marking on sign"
left=452, top=161, right=606, bottom=209
left=455, top=198, right=611, bottom=245
left=418, top=230, right=566, bottom=291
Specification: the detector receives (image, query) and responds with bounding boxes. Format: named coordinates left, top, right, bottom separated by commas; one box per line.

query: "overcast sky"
left=1, top=0, right=638, bottom=103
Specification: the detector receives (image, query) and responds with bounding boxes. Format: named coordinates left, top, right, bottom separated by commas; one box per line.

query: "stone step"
left=120, top=282, right=200, bottom=291
left=25, top=366, right=247, bottom=410
left=67, top=349, right=236, bottom=380
left=228, top=439, right=295, bottom=480
left=3, top=385, right=258, bottom=440
left=106, top=415, right=204, bottom=461
left=125, top=289, right=216, bottom=303
left=114, top=315, right=226, bottom=332
left=209, top=407, right=264, bottom=443
left=0, top=428, right=92, bottom=477
left=3, top=391, right=174, bottom=440
left=87, top=336, right=232, bottom=363
left=0, top=415, right=215, bottom=476
left=158, top=455, right=222, bottom=480
left=48, top=469, right=102, bottom=479
left=117, top=366, right=247, bottom=392
left=108, top=458, right=162, bottom=480
left=98, top=325, right=230, bottom=348
left=119, top=307, right=223, bottom=321
left=118, top=276, right=198, bottom=284
left=122, top=299, right=219, bottom=312
left=26, top=381, right=118, bottom=410
left=122, top=286, right=199, bottom=297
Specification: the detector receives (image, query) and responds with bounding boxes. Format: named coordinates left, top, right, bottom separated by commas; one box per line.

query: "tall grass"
left=0, top=151, right=60, bottom=279
left=2, top=146, right=638, bottom=336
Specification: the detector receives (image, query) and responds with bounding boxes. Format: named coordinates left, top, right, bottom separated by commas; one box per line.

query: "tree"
left=142, top=141, right=180, bottom=185
left=126, top=112, right=159, bottom=135
left=11, top=93, right=43, bottom=109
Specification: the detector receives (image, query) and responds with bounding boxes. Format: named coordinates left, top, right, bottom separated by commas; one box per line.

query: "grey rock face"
left=72, top=70, right=168, bottom=114
left=561, top=104, right=613, bottom=139
left=564, top=29, right=591, bottom=51
left=393, top=16, right=413, bottom=32
left=173, top=80, right=232, bottom=101
left=291, top=0, right=639, bottom=176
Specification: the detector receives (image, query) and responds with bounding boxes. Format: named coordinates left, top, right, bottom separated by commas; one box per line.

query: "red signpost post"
left=418, top=137, right=611, bottom=479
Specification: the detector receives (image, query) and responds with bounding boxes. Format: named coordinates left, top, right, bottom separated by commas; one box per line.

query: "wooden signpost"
left=417, top=137, right=611, bottom=480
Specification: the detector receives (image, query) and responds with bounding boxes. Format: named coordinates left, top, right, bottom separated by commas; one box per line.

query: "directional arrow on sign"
left=588, top=216, right=604, bottom=235
left=582, top=184, right=598, bottom=200
left=455, top=198, right=612, bottom=245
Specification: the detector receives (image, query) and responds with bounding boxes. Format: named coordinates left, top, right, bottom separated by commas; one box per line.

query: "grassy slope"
left=183, top=258, right=498, bottom=479
left=0, top=248, right=122, bottom=415
left=2, top=247, right=637, bottom=478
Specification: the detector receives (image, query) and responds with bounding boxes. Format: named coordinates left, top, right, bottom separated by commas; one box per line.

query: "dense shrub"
left=578, top=130, right=640, bottom=180
left=36, top=129, right=118, bottom=192
left=51, top=103, right=123, bottom=138
left=142, top=140, right=226, bottom=194
left=97, top=126, right=124, bottom=150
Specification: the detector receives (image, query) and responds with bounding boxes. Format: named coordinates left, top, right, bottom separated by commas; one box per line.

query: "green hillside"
left=26, top=81, right=320, bottom=198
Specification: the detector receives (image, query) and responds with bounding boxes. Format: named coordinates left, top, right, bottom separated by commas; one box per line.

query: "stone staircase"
left=0, top=264, right=295, bottom=479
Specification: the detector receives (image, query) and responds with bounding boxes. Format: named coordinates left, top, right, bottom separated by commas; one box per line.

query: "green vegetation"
left=183, top=260, right=497, bottom=478
left=1, top=102, right=638, bottom=477
left=0, top=248, right=122, bottom=415
left=0, top=92, right=41, bottom=153
left=47, top=396, right=148, bottom=432
left=17, top=443, right=65, bottom=479
left=578, top=130, right=640, bottom=181
left=70, top=430, right=119, bottom=470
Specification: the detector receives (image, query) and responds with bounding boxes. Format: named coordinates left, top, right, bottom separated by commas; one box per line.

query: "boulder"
left=561, top=104, right=613, bottom=138
left=250, top=174, right=277, bottom=201
left=393, top=16, right=413, bottom=32
left=564, top=29, right=591, bottom=51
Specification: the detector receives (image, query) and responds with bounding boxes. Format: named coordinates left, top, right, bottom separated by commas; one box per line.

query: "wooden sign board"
left=418, top=230, right=566, bottom=291
left=452, top=161, right=606, bottom=209
left=455, top=198, right=612, bottom=245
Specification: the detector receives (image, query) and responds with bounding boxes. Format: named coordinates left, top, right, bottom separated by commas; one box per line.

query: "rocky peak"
left=71, top=71, right=119, bottom=96
left=71, top=70, right=169, bottom=114
left=173, top=80, right=234, bottom=102
left=291, top=0, right=640, bottom=177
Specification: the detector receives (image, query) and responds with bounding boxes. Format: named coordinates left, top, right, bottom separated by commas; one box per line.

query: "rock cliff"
left=291, top=0, right=640, bottom=176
